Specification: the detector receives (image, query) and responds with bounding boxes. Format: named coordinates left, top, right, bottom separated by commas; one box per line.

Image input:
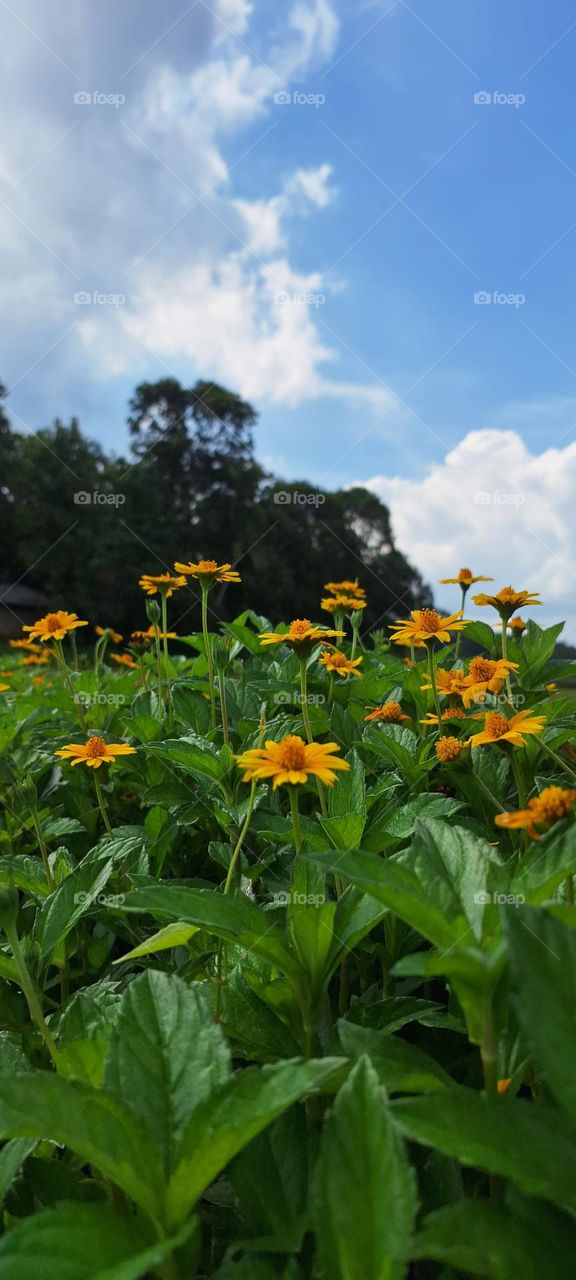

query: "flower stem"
left=500, top=620, right=514, bottom=700
left=215, top=779, right=258, bottom=1022
left=426, top=642, right=443, bottom=730
left=201, top=585, right=216, bottom=729
left=540, top=740, right=576, bottom=784
left=31, top=810, right=54, bottom=892
left=55, top=639, right=84, bottom=727
left=93, top=772, right=113, bottom=836
left=300, top=658, right=327, bottom=817
left=289, top=786, right=302, bottom=854
left=455, top=585, right=467, bottom=658
left=4, top=920, right=58, bottom=1066
left=511, top=751, right=527, bottom=809
left=160, top=594, right=173, bottom=727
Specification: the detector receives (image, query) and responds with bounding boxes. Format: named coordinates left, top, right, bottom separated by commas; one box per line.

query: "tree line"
left=0, top=378, right=431, bottom=634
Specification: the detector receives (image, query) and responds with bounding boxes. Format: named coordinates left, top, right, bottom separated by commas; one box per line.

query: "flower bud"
left=145, top=599, right=161, bottom=627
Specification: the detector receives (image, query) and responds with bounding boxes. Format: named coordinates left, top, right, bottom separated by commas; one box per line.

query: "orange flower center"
left=533, top=786, right=576, bottom=824
left=443, top=707, right=466, bottom=719
left=326, top=651, right=348, bottom=668
left=377, top=701, right=403, bottom=720
left=469, top=657, right=496, bottom=681
left=196, top=560, right=219, bottom=573
left=85, top=736, right=106, bottom=759
left=416, top=609, right=442, bottom=633
left=436, top=736, right=463, bottom=762
left=509, top=615, right=525, bottom=630
left=288, top=619, right=312, bottom=638
left=277, top=736, right=306, bottom=770
left=45, top=613, right=64, bottom=632
left=484, top=712, right=510, bottom=739
left=497, top=587, right=517, bottom=603
left=458, top=568, right=473, bottom=582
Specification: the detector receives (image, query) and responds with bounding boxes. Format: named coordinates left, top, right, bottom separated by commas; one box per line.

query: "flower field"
left=1, top=562, right=576, bottom=1278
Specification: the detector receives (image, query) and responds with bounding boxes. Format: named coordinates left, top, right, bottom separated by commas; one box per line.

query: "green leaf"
left=313, top=1057, right=417, bottom=1280
left=105, top=972, right=230, bottom=1178
left=329, top=749, right=366, bottom=818
left=411, top=1197, right=576, bottom=1279
left=287, top=860, right=336, bottom=995
left=510, top=825, right=576, bottom=903
left=166, top=1057, right=342, bottom=1228
left=201, top=971, right=301, bottom=1061
left=0, top=1201, right=193, bottom=1280
left=0, top=1075, right=161, bottom=1223
left=506, top=906, right=576, bottom=1122
left=113, top=921, right=198, bottom=963
left=380, top=794, right=463, bottom=839
left=146, top=736, right=224, bottom=780
left=56, top=985, right=120, bottom=1088
left=34, top=856, right=114, bottom=960
left=319, top=814, right=366, bottom=850
left=463, top=621, right=498, bottom=653
left=338, top=1022, right=452, bottom=1093
left=229, top=1109, right=308, bottom=1237
left=0, top=1137, right=36, bottom=1204
left=393, top=1089, right=576, bottom=1214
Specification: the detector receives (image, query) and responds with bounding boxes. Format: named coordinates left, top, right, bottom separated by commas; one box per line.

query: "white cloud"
left=357, top=429, right=576, bottom=633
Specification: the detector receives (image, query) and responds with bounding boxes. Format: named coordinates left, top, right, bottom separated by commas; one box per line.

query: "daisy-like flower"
left=364, top=700, right=410, bottom=724
left=55, top=736, right=137, bottom=769
left=508, top=615, right=527, bottom=635
left=173, top=559, right=241, bottom=584
left=421, top=707, right=467, bottom=725
left=435, top=736, right=468, bottom=763
left=468, top=709, right=546, bottom=749
left=495, top=785, right=576, bottom=840
left=236, top=734, right=349, bottom=789
left=324, top=579, right=366, bottom=597
left=420, top=667, right=466, bottom=698
left=95, top=625, right=123, bottom=644
left=389, top=608, right=469, bottom=646
left=472, top=587, right=541, bottom=617
left=319, top=649, right=363, bottom=678
left=259, top=619, right=345, bottom=652
left=439, top=568, right=493, bottom=587
left=131, top=626, right=177, bottom=644
left=19, top=653, right=50, bottom=667
left=139, top=573, right=186, bottom=598
left=111, top=653, right=140, bottom=670
left=321, top=594, right=367, bottom=613
left=0, top=682, right=10, bottom=692
left=9, top=639, right=43, bottom=653
left=23, top=611, right=88, bottom=643
left=460, top=656, right=519, bottom=708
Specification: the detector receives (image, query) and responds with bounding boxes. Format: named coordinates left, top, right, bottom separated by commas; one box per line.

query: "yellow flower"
left=19, top=653, right=50, bottom=667
left=131, top=626, right=177, bottom=644
left=9, top=639, right=43, bottom=653
left=321, top=594, right=367, bottom=613
left=0, top=682, right=10, bottom=693
left=421, top=708, right=467, bottom=725
left=392, top=635, right=426, bottom=651
left=460, top=656, right=519, bottom=708
left=139, top=573, right=186, bottom=597
left=95, top=625, right=123, bottom=644
left=389, top=608, right=468, bottom=645
left=55, top=736, right=137, bottom=770
left=420, top=667, right=466, bottom=697
left=364, top=701, right=410, bottom=723
left=435, top=736, right=468, bottom=763
left=324, top=579, right=366, bottom=597
left=545, top=682, right=558, bottom=694
left=497, top=1078, right=512, bottom=1095
left=508, top=615, right=527, bottom=634
left=319, top=649, right=363, bottom=678
left=111, top=653, right=140, bottom=670
left=236, top=734, right=349, bottom=789
left=259, top=619, right=345, bottom=651
left=468, top=709, right=546, bottom=748
left=472, top=587, right=541, bottom=616
left=439, top=568, right=493, bottom=586
left=23, top=611, right=89, bottom=643
left=173, top=559, right=241, bottom=584
left=495, top=785, right=576, bottom=840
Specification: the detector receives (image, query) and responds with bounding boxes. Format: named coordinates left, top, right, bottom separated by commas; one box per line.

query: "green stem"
left=540, top=740, right=576, bottom=784
left=426, top=642, right=443, bottom=729
left=55, top=639, right=85, bottom=727
left=201, top=585, right=216, bottom=729
left=5, top=922, right=58, bottom=1066
left=223, top=782, right=257, bottom=895
left=500, top=620, right=514, bottom=700
left=289, top=786, right=302, bottom=854
left=511, top=750, right=527, bottom=809
left=566, top=874, right=574, bottom=904
left=455, top=585, right=467, bottom=658
left=327, top=672, right=335, bottom=708
left=218, top=673, right=230, bottom=745
left=160, top=595, right=173, bottom=729
left=350, top=622, right=359, bottom=660
left=474, top=771, right=507, bottom=815
left=93, top=771, right=113, bottom=836
left=300, top=658, right=327, bottom=817
left=31, top=810, right=54, bottom=892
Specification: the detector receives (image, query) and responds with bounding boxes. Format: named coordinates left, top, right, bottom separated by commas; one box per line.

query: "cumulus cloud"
left=357, top=429, right=576, bottom=634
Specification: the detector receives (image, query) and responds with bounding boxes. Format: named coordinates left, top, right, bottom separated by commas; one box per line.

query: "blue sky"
left=3, top=1, right=576, bottom=628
